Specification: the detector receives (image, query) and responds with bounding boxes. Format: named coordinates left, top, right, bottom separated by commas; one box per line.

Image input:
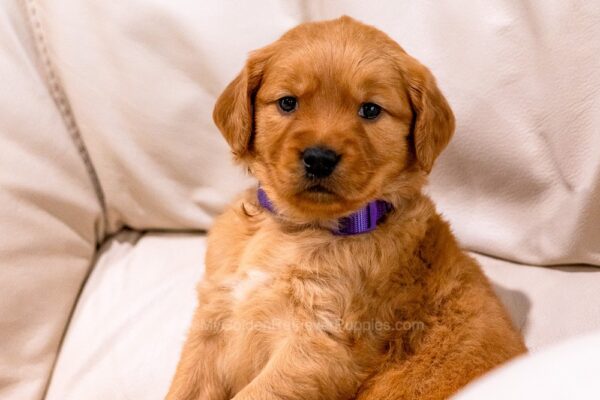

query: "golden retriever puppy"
left=167, top=16, right=526, bottom=400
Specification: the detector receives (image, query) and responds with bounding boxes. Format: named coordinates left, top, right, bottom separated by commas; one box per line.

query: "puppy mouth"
left=297, top=181, right=341, bottom=203
left=306, top=184, right=334, bottom=194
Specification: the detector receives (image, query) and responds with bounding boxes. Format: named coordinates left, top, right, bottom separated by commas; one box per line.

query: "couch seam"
left=23, top=5, right=109, bottom=397
left=24, top=0, right=109, bottom=238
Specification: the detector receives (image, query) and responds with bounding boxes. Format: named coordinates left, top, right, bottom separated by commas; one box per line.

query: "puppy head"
left=214, top=17, right=454, bottom=221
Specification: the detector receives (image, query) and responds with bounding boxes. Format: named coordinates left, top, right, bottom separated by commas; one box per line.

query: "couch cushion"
left=0, top=1, right=101, bottom=399
left=32, top=0, right=307, bottom=233
left=471, top=253, right=600, bottom=351
left=45, top=232, right=600, bottom=400
left=45, top=232, right=204, bottom=400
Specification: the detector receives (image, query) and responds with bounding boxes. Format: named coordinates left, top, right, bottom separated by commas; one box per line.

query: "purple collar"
left=257, top=187, right=392, bottom=236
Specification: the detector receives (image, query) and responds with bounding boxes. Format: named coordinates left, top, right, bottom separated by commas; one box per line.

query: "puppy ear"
left=402, top=56, right=455, bottom=173
left=213, top=47, right=272, bottom=160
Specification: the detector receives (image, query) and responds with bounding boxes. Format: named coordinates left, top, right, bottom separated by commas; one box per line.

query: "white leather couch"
left=1, top=1, right=599, bottom=399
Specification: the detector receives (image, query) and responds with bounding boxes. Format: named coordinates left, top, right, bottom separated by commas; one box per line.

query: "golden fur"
left=167, top=17, right=526, bottom=400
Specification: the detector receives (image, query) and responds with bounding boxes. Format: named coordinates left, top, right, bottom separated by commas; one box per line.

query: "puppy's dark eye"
left=358, top=103, right=382, bottom=120
left=278, top=96, right=298, bottom=113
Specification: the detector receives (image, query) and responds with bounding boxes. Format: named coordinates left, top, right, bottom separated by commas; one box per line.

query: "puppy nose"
left=302, top=147, right=340, bottom=178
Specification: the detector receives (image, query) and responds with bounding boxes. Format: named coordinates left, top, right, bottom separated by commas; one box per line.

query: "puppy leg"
left=166, top=314, right=228, bottom=400
left=356, top=321, right=526, bottom=400
left=355, top=362, right=469, bottom=400
left=232, top=336, right=364, bottom=400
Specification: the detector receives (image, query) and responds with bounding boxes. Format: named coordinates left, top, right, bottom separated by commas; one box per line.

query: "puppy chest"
left=227, top=269, right=272, bottom=304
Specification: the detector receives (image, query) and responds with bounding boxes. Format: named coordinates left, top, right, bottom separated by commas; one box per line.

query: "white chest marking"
left=231, top=269, right=271, bottom=303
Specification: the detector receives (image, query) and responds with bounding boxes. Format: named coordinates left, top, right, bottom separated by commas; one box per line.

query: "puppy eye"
left=358, top=103, right=382, bottom=120
left=278, top=96, right=298, bottom=113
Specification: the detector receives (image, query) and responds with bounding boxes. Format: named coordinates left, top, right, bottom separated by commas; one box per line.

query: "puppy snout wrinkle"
left=302, top=147, right=340, bottom=179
